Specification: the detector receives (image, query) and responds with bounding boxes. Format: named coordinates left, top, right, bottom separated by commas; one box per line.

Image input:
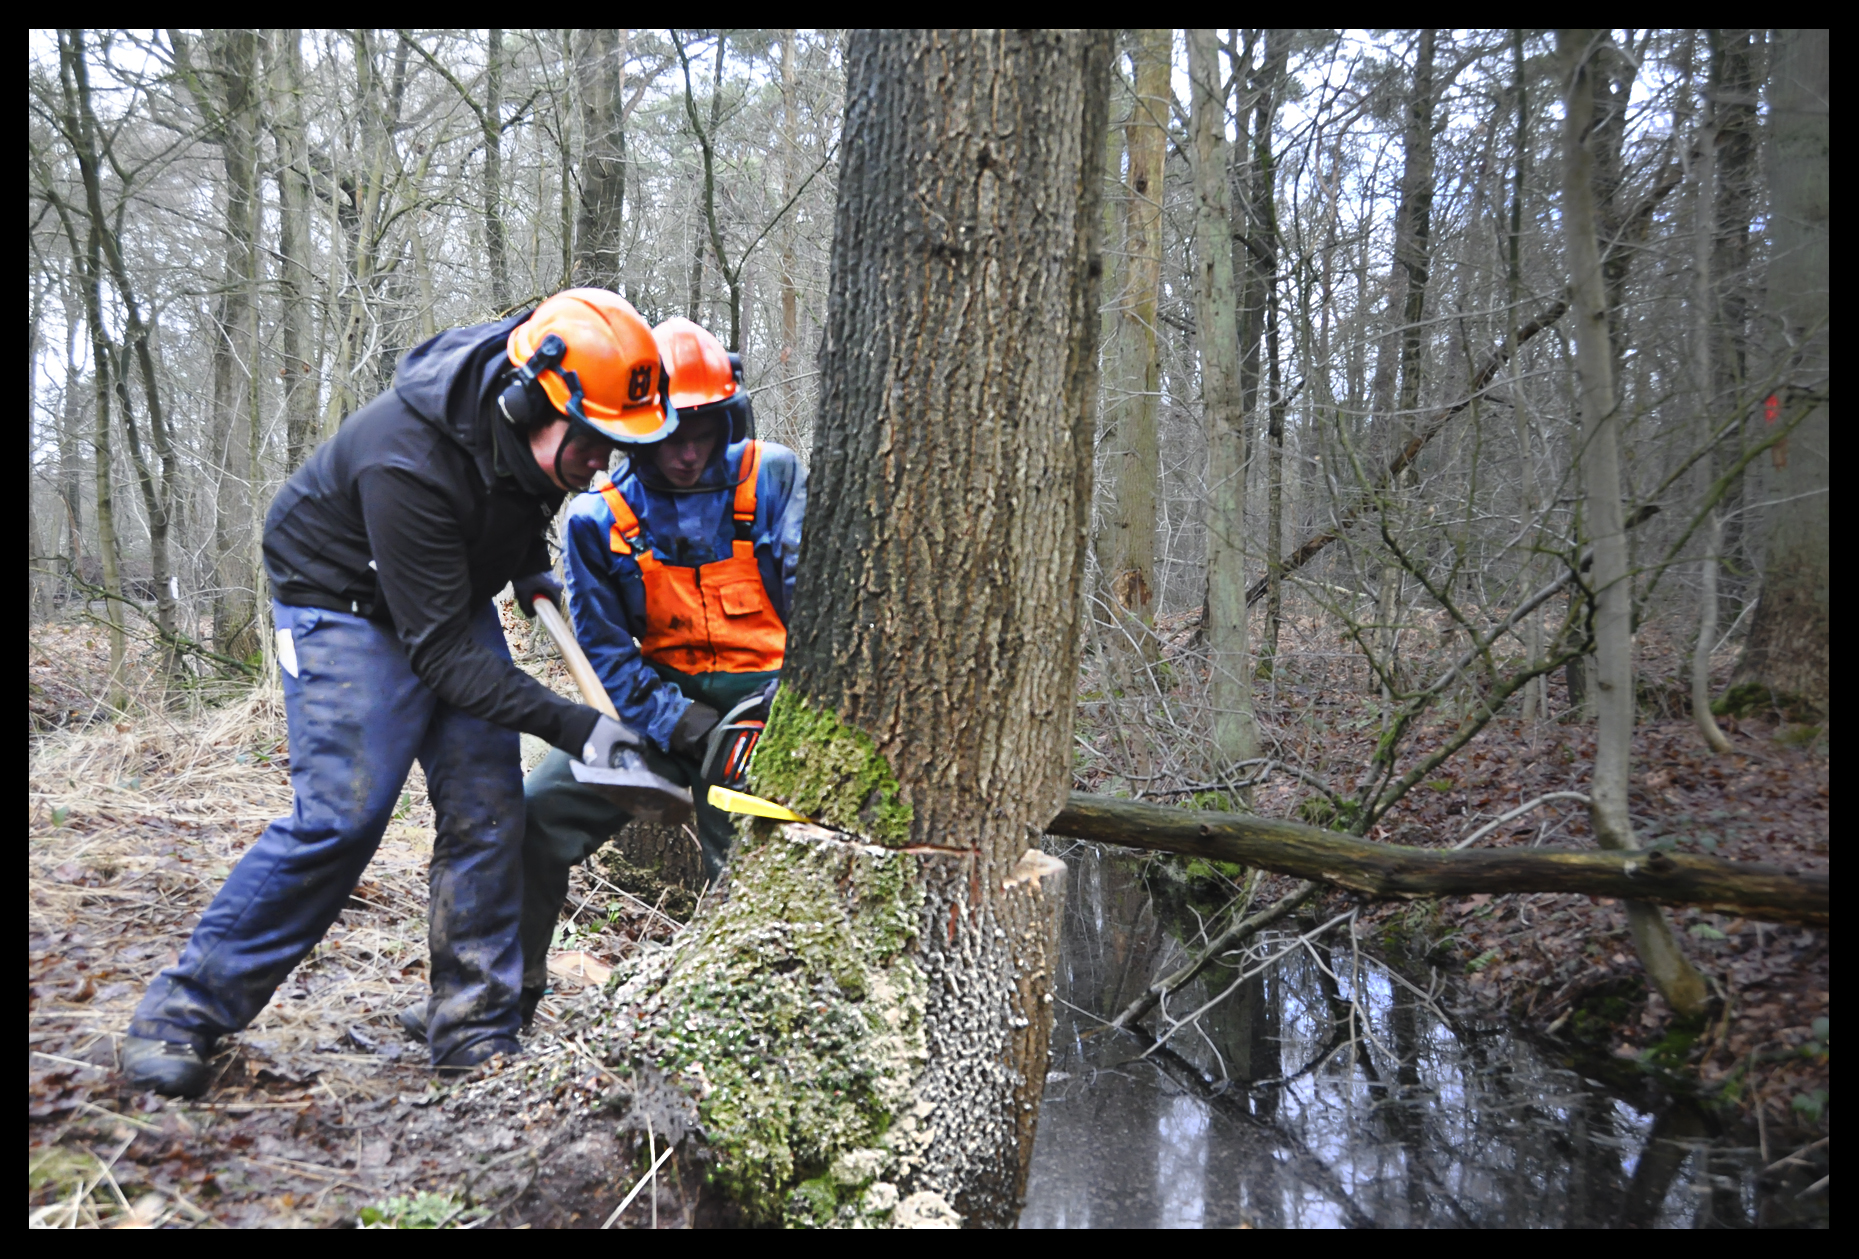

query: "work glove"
left=512, top=569, right=565, bottom=616
left=669, top=701, right=721, bottom=757
left=581, top=713, right=645, bottom=769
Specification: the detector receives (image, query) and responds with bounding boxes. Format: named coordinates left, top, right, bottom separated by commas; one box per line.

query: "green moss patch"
left=593, top=827, right=929, bottom=1226
left=750, top=690, right=914, bottom=846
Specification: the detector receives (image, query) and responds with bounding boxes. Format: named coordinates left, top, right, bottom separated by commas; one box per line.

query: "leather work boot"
left=396, top=987, right=546, bottom=1043
left=121, top=1035, right=212, bottom=1098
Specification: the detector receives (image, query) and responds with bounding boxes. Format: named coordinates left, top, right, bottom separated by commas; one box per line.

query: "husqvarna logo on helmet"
left=627, top=365, right=654, bottom=403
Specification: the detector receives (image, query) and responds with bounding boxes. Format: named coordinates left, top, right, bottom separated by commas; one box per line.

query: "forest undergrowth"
left=27, top=597, right=1829, bottom=1227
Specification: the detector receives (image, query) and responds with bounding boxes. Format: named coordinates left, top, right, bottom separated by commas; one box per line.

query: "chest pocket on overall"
left=594, top=440, right=786, bottom=675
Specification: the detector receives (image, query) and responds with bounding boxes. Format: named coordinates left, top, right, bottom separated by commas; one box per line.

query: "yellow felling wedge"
left=707, top=785, right=812, bottom=823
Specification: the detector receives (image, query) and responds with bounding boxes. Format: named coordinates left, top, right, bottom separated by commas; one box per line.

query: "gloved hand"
left=581, top=713, right=645, bottom=769
left=669, top=701, right=721, bottom=757
left=512, top=569, right=565, bottom=617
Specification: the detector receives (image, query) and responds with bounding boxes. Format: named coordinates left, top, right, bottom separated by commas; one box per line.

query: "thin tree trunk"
left=1253, top=33, right=1288, bottom=664
left=174, top=28, right=263, bottom=660
left=1375, top=29, right=1437, bottom=700
left=1188, top=29, right=1256, bottom=773
left=635, top=30, right=1108, bottom=1226
left=1507, top=29, right=1548, bottom=721
left=1733, top=28, right=1829, bottom=720
left=1098, top=28, right=1167, bottom=660
left=1687, top=87, right=1733, bottom=755
left=778, top=30, right=799, bottom=429
left=1560, top=28, right=1707, bottom=1018
left=1708, top=30, right=1764, bottom=612
left=268, top=29, right=317, bottom=472
left=679, top=33, right=740, bottom=347
left=485, top=28, right=510, bottom=311
left=63, top=29, right=182, bottom=677
left=58, top=282, right=84, bottom=580
left=572, top=28, right=626, bottom=290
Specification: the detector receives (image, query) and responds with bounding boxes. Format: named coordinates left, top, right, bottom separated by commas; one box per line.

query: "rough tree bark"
left=1188, top=28, right=1257, bottom=772
left=1096, top=28, right=1168, bottom=659
left=599, top=30, right=1108, bottom=1228
left=1733, top=28, right=1828, bottom=720
left=1560, top=28, right=1707, bottom=1018
left=572, top=28, right=627, bottom=291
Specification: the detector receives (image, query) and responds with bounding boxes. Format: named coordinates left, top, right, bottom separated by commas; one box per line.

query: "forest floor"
left=27, top=608, right=1830, bottom=1227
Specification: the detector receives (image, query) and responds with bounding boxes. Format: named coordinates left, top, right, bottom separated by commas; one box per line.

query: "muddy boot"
left=121, top=1035, right=212, bottom=1098
left=400, top=987, right=543, bottom=1043
left=397, top=999, right=431, bottom=1042
left=432, top=1035, right=522, bottom=1076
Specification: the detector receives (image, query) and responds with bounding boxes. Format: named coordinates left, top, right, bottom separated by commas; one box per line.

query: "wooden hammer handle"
left=529, top=594, right=619, bottom=720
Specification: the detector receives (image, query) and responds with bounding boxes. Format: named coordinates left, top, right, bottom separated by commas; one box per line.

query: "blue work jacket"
left=562, top=438, right=806, bottom=752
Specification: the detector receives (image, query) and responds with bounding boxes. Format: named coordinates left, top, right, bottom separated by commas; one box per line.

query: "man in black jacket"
left=125, top=290, right=678, bottom=1095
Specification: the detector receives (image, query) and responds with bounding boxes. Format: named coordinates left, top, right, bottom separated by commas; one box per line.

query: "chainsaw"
left=702, top=683, right=778, bottom=793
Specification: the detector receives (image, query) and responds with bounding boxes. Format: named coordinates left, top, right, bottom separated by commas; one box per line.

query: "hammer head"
left=569, top=749, right=695, bottom=826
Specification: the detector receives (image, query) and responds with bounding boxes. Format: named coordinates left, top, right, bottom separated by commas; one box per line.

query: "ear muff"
left=498, top=332, right=570, bottom=429
left=496, top=373, right=553, bottom=428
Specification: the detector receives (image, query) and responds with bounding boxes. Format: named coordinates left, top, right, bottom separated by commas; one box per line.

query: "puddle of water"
left=1020, top=846, right=1827, bottom=1229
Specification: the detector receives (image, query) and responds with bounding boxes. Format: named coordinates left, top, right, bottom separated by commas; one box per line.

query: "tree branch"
left=1047, top=792, right=1827, bottom=926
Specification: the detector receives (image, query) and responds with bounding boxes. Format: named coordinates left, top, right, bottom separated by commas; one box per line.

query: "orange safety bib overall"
left=592, top=440, right=786, bottom=675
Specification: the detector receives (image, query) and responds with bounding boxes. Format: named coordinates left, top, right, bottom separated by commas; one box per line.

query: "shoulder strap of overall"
left=592, top=471, right=643, bottom=557
left=731, top=440, right=762, bottom=541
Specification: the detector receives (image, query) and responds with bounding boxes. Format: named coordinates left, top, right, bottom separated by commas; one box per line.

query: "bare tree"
left=1560, top=27, right=1707, bottom=1017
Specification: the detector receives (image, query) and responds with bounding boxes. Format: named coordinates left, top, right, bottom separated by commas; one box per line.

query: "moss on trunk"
left=750, top=689, right=913, bottom=845
left=587, top=701, right=955, bottom=1226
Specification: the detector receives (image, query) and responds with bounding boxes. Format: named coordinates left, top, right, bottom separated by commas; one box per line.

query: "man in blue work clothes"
left=515, top=318, right=805, bottom=1009
left=123, top=290, right=683, bottom=1096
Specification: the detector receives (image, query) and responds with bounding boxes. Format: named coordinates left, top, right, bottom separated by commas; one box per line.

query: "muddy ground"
left=28, top=613, right=1829, bottom=1227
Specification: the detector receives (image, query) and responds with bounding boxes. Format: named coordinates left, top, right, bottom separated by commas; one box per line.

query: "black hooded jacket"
left=263, top=314, right=599, bottom=754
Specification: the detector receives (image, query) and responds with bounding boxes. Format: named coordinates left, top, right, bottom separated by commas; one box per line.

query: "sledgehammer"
left=527, top=592, right=694, bottom=826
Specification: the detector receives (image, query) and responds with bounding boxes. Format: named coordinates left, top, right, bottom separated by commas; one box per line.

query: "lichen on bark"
left=591, top=820, right=942, bottom=1226
left=750, top=689, right=914, bottom=846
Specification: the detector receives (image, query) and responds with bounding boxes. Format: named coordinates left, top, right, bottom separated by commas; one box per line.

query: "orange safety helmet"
left=652, top=317, right=755, bottom=442
left=506, top=290, right=677, bottom=445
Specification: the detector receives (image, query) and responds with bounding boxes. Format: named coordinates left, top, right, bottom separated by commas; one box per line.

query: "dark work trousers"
left=130, top=600, right=527, bottom=1067
left=520, top=664, right=775, bottom=993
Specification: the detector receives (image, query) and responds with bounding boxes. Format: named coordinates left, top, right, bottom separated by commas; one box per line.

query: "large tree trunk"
left=607, top=30, right=1108, bottom=1228
left=1188, top=29, right=1257, bottom=772
left=1734, top=28, right=1828, bottom=720
left=1560, top=29, right=1707, bottom=1018
left=572, top=28, right=627, bottom=291
left=1096, top=28, right=1168, bottom=658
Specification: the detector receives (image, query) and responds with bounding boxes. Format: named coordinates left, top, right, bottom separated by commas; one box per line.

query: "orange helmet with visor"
left=651, top=317, right=755, bottom=442
left=506, top=290, right=677, bottom=445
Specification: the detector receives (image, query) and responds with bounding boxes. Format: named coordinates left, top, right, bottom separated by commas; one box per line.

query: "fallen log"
left=1047, top=792, right=1828, bottom=927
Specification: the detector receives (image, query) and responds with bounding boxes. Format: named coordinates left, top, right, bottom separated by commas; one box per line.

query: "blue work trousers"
left=130, top=600, right=526, bottom=1066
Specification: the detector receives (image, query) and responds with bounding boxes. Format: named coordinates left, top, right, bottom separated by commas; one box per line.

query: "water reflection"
left=1020, top=846, right=1827, bottom=1229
